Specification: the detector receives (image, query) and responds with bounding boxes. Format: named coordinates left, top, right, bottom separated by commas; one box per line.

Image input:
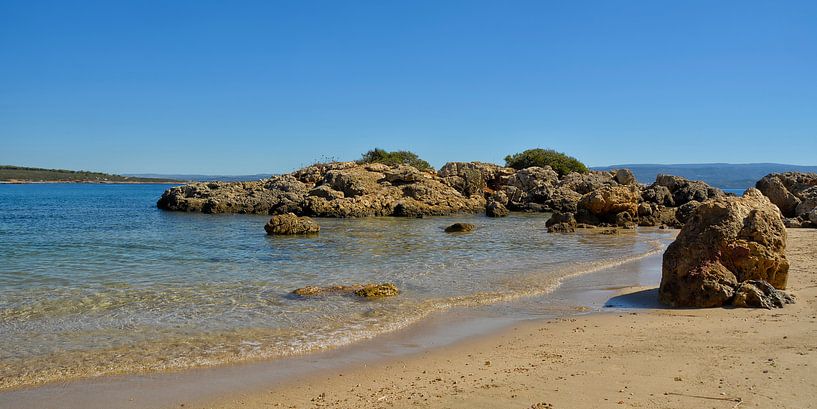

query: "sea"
left=0, top=183, right=674, bottom=390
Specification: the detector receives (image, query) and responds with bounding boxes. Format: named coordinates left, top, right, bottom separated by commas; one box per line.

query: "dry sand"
left=199, top=229, right=817, bottom=409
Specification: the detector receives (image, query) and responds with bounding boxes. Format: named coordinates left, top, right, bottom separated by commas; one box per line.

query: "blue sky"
left=1, top=0, right=815, bottom=174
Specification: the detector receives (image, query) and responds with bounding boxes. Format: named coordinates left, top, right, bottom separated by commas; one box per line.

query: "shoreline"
left=206, top=229, right=817, bottom=409
left=0, top=231, right=672, bottom=408
left=2, top=229, right=814, bottom=409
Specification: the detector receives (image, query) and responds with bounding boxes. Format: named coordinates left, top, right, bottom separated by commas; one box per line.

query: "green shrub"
left=504, top=148, right=589, bottom=176
left=358, top=148, right=433, bottom=171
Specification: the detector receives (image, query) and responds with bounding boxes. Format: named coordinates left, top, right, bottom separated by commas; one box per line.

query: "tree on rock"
left=358, top=148, right=433, bottom=171
left=504, top=148, right=589, bottom=176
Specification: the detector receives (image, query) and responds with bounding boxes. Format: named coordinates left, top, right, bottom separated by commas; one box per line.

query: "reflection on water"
left=0, top=184, right=670, bottom=389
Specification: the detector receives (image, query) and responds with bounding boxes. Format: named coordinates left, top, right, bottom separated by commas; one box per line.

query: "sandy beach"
left=198, top=228, right=817, bottom=409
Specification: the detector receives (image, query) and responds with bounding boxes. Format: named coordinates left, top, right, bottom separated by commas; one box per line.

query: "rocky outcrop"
left=445, top=223, right=475, bottom=233
left=292, top=283, right=399, bottom=298
left=159, top=162, right=484, bottom=218
left=157, top=161, right=722, bottom=228
left=264, top=213, right=320, bottom=235
left=756, top=172, right=817, bottom=227
left=156, top=176, right=309, bottom=215
left=659, top=189, right=790, bottom=308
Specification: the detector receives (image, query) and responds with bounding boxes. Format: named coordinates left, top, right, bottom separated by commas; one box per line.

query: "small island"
left=0, top=165, right=183, bottom=184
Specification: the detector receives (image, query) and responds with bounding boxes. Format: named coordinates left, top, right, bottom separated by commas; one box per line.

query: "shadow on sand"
left=604, top=288, right=669, bottom=309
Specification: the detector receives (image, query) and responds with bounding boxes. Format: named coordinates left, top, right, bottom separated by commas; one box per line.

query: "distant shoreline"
left=0, top=180, right=181, bottom=185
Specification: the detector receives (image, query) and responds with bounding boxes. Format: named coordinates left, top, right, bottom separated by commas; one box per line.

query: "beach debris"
left=664, top=392, right=742, bottom=405
left=264, top=213, right=320, bottom=235
left=444, top=222, right=475, bottom=233
left=659, top=189, right=791, bottom=308
left=291, top=283, right=399, bottom=298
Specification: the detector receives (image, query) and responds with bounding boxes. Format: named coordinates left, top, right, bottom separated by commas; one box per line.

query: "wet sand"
left=2, top=229, right=815, bottom=409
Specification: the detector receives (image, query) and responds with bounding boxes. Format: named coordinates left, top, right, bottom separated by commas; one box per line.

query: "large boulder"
left=659, top=189, right=790, bottom=308
left=264, top=213, right=320, bottom=235
left=613, top=168, right=637, bottom=185
left=756, top=172, right=817, bottom=224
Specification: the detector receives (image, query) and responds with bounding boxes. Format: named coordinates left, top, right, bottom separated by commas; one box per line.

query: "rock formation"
left=659, top=189, right=791, bottom=308
left=756, top=172, right=817, bottom=227
left=158, top=162, right=484, bottom=218
left=157, top=161, right=723, bottom=229
left=264, top=213, right=320, bottom=235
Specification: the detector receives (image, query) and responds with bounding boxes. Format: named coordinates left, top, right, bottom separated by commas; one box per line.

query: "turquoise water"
left=0, top=183, right=666, bottom=389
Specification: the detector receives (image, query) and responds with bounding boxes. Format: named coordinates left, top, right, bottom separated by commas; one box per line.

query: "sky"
left=1, top=0, right=815, bottom=175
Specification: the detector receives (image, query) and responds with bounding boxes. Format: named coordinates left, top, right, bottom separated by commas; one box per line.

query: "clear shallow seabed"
left=0, top=184, right=671, bottom=390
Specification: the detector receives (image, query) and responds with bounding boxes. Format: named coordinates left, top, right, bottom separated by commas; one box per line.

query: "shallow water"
left=0, top=183, right=669, bottom=389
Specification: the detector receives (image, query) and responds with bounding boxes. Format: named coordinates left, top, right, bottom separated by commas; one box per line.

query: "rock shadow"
left=604, top=288, right=667, bottom=309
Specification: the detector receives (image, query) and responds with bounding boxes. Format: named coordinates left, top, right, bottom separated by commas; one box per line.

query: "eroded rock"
left=659, top=189, right=789, bottom=308
left=732, top=280, right=795, bottom=309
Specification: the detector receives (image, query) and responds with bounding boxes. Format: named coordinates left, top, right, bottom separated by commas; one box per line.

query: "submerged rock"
left=659, top=189, right=789, bottom=308
left=354, top=283, right=400, bottom=298
left=444, top=222, right=475, bottom=233
left=292, top=285, right=356, bottom=296
left=264, top=213, right=320, bottom=235
left=291, top=283, right=399, bottom=298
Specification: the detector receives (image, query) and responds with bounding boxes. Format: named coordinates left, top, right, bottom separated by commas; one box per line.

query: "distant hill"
left=124, top=173, right=273, bottom=182
left=593, top=163, right=817, bottom=189
left=0, top=166, right=183, bottom=183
